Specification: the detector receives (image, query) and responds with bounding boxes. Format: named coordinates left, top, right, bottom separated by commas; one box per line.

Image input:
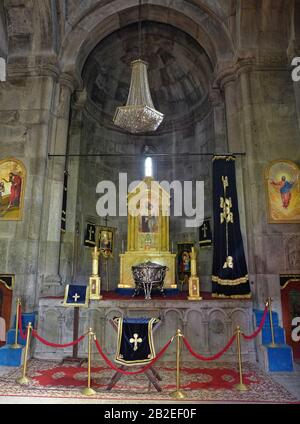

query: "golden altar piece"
left=118, top=177, right=177, bottom=290
left=89, top=246, right=103, bottom=300
left=188, top=247, right=202, bottom=300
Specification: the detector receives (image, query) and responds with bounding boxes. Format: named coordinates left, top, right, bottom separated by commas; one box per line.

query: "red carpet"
left=0, top=360, right=298, bottom=403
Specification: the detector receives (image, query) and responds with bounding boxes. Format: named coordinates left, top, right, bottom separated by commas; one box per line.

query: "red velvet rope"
left=183, top=334, right=237, bottom=361
left=94, top=337, right=173, bottom=375
left=242, top=304, right=269, bottom=340
left=18, top=304, right=27, bottom=340
left=32, top=330, right=86, bottom=348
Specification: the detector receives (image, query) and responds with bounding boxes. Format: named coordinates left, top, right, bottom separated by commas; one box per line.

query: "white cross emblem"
left=72, top=293, right=80, bottom=302
left=129, top=333, right=143, bottom=351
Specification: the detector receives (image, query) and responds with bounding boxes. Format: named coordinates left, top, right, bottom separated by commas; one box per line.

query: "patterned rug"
left=0, top=360, right=298, bottom=403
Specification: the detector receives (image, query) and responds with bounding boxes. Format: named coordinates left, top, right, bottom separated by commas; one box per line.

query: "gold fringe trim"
left=199, top=240, right=212, bottom=245
left=280, top=279, right=300, bottom=290
left=212, top=155, right=236, bottom=162
left=115, top=317, right=159, bottom=367
left=212, top=293, right=252, bottom=299
left=212, top=274, right=249, bottom=286
left=0, top=277, right=14, bottom=291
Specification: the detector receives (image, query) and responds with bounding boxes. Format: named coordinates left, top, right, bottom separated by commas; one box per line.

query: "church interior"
left=0, top=0, right=300, bottom=405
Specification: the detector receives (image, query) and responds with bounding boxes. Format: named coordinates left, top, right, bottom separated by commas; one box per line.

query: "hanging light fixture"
left=113, top=0, right=164, bottom=133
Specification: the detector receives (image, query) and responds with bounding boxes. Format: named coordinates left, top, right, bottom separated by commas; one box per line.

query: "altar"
left=34, top=294, right=256, bottom=364
left=118, top=177, right=177, bottom=292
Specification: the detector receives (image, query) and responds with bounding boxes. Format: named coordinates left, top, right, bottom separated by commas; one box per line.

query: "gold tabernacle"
left=118, top=177, right=176, bottom=290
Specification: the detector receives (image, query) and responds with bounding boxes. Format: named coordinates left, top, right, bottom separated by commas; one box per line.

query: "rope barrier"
left=31, top=330, right=87, bottom=348
left=241, top=303, right=269, bottom=340
left=94, top=336, right=173, bottom=375
left=17, top=301, right=269, bottom=375
left=183, top=333, right=237, bottom=361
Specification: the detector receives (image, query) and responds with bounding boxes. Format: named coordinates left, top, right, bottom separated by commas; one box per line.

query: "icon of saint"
left=270, top=175, right=295, bottom=209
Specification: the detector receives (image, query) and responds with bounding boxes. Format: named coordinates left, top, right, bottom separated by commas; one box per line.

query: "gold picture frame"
left=265, top=160, right=300, bottom=224
left=0, top=158, right=26, bottom=221
left=98, top=226, right=115, bottom=258
left=0, top=274, right=14, bottom=290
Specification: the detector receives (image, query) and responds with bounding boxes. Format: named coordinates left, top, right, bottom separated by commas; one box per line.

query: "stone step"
left=0, top=345, right=24, bottom=367
left=254, top=309, right=279, bottom=327
left=265, top=345, right=294, bottom=372
left=6, top=329, right=27, bottom=346
left=254, top=308, right=294, bottom=372
left=261, top=326, right=286, bottom=345
left=12, top=312, right=36, bottom=330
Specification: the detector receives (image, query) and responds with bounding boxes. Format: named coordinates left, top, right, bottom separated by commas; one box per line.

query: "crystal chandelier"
left=113, top=1, right=164, bottom=133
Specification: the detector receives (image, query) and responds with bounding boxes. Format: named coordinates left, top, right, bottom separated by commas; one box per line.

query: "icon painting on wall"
left=266, top=160, right=300, bottom=224
left=0, top=159, right=26, bottom=221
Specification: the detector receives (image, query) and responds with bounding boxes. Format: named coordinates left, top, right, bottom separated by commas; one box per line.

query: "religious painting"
left=0, top=159, right=26, bottom=221
left=266, top=160, right=300, bottom=223
left=138, top=201, right=159, bottom=233
left=177, top=243, right=194, bottom=288
left=98, top=226, right=114, bottom=258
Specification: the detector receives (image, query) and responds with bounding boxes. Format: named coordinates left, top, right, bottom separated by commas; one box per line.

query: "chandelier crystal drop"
left=113, top=59, right=164, bottom=133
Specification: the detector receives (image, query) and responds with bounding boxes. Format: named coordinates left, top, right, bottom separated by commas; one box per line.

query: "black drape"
left=61, top=171, right=68, bottom=233
left=114, top=317, right=159, bottom=366
left=212, top=156, right=251, bottom=298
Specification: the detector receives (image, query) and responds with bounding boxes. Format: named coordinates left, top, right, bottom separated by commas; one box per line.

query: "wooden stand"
left=106, top=319, right=162, bottom=392
left=62, top=307, right=87, bottom=365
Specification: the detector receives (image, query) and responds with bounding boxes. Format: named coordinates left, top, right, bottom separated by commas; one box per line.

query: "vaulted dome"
left=83, top=21, right=213, bottom=133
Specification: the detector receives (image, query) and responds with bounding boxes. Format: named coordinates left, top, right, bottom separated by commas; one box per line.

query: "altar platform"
left=34, top=292, right=256, bottom=363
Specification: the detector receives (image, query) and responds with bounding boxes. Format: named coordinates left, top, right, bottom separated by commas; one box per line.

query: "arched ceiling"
left=83, top=21, right=213, bottom=133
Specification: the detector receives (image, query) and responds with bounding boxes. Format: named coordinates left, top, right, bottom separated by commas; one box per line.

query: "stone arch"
left=207, top=307, right=228, bottom=320
left=59, top=0, right=235, bottom=87
left=184, top=308, right=205, bottom=323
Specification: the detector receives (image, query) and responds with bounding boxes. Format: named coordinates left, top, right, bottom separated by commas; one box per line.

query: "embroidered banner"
left=114, top=317, right=159, bottom=366
left=63, top=285, right=89, bottom=307
left=212, top=156, right=251, bottom=298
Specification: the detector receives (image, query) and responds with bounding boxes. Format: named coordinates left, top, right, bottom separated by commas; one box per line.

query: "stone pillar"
left=209, top=88, right=228, bottom=153
left=39, top=75, right=75, bottom=296
left=59, top=90, right=86, bottom=284
left=0, top=70, right=61, bottom=312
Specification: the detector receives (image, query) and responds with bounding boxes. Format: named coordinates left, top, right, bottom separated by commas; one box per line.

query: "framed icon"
left=0, top=158, right=26, bottom=221
left=177, top=242, right=194, bottom=286
left=265, top=160, right=300, bottom=223
left=98, top=226, right=114, bottom=258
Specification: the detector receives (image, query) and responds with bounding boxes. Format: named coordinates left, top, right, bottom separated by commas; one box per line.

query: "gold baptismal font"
left=118, top=177, right=176, bottom=290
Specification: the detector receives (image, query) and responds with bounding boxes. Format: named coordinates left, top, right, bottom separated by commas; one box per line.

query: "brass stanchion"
left=81, top=328, right=96, bottom=396
left=16, top=322, right=32, bottom=385
left=11, top=298, right=22, bottom=349
left=267, top=297, right=278, bottom=348
left=234, top=326, right=248, bottom=392
left=170, top=329, right=186, bottom=399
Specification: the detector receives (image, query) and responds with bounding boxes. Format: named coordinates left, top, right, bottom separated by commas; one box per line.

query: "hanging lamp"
left=113, top=0, right=164, bottom=133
